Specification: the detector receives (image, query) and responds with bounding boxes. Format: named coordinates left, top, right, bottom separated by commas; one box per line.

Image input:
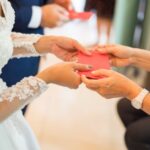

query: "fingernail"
left=92, top=71, right=96, bottom=74
left=87, top=65, right=93, bottom=69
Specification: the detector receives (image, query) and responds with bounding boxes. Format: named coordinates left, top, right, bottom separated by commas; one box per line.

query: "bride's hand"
left=36, top=62, right=92, bottom=89
left=34, top=36, right=91, bottom=61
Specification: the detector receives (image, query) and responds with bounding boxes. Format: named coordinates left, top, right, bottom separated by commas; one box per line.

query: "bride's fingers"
left=72, top=40, right=91, bottom=55
left=73, top=63, right=93, bottom=71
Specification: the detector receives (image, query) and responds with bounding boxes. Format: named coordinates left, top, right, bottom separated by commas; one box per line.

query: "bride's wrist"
left=36, top=74, right=49, bottom=84
left=36, top=67, right=56, bottom=84
left=34, top=36, right=57, bottom=54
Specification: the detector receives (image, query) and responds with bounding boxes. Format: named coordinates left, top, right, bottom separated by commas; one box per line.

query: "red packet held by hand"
left=78, top=51, right=110, bottom=79
left=69, top=10, right=93, bottom=20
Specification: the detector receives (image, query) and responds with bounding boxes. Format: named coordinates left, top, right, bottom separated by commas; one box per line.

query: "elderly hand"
left=41, top=4, right=69, bottom=28
left=36, top=62, right=92, bottom=89
left=35, top=36, right=91, bottom=61
left=82, top=69, right=142, bottom=99
left=97, top=44, right=135, bottom=67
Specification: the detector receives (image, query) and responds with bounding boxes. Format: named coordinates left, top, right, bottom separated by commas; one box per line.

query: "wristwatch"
left=131, top=89, right=149, bottom=109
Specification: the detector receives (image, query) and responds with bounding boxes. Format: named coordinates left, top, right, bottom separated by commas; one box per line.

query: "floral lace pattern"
left=0, top=0, right=45, bottom=149
left=0, top=0, right=47, bottom=109
left=12, top=32, right=42, bottom=58
left=0, top=0, right=42, bottom=73
left=0, top=77, right=48, bottom=103
left=0, top=79, right=7, bottom=93
left=0, top=0, right=14, bottom=74
left=0, top=0, right=15, bottom=31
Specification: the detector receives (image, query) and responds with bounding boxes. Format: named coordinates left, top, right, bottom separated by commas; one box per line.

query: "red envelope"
left=69, top=10, right=93, bottom=20
left=78, top=51, right=110, bottom=79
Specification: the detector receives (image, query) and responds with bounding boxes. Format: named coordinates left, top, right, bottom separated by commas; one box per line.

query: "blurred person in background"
left=85, top=0, right=116, bottom=44
left=1, top=0, right=71, bottom=114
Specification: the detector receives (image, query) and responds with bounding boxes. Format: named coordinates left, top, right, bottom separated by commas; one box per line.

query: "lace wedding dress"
left=0, top=0, right=48, bottom=149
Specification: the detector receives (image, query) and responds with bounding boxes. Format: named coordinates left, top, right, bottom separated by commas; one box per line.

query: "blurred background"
left=25, top=0, right=150, bottom=149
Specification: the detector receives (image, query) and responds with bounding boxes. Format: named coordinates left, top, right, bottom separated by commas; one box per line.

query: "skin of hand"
left=36, top=62, right=92, bottom=89
left=54, top=0, right=72, bottom=10
left=34, top=36, right=91, bottom=61
left=41, top=4, right=69, bottom=28
left=0, top=5, right=4, bottom=17
left=81, top=69, right=142, bottom=99
left=96, top=44, right=135, bottom=67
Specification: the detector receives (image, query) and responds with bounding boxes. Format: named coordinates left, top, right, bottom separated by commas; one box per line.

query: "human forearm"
left=97, top=45, right=150, bottom=70
left=0, top=97, right=29, bottom=122
left=130, top=48, right=150, bottom=71
left=0, top=77, right=48, bottom=122
left=125, top=85, right=150, bottom=115
left=124, top=79, right=150, bottom=114
left=141, top=94, right=150, bottom=114
left=82, top=68, right=150, bottom=114
left=0, top=5, right=3, bottom=16
left=34, top=35, right=57, bottom=54
left=12, top=32, right=42, bottom=58
left=12, top=32, right=59, bottom=57
left=129, top=87, right=150, bottom=115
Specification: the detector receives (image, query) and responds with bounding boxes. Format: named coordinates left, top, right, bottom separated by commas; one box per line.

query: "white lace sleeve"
left=0, top=76, right=48, bottom=104
left=11, top=32, right=42, bottom=58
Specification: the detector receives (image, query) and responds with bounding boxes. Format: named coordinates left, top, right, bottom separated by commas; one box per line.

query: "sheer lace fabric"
left=0, top=0, right=47, bottom=106
left=0, top=0, right=42, bottom=73
left=0, top=0, right=48, bottom=150
left=0, top=77, right=48, bottom=103
left=12, top=32, right=42, bottom=58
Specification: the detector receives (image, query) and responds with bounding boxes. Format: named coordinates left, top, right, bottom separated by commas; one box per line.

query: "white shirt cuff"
left=28, top=6, right=42, bottom=28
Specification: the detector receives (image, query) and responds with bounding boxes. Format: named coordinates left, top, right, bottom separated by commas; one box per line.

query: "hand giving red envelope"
left=69, top=10, right=93, bottom=20
left=78, top=51, right=110, bottom=79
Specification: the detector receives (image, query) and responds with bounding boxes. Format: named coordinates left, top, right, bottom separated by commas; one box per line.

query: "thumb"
left=97, top=48, right=113, bottom=54
left=73, top=63, right=93, bottom=71
left=73, top=40, right=91, bottom=55
left=97, top=45, right=116, bottom=55
left=57, top=5, right=69, bottom=16
left=92, top=69, right=113, bottom=77
left=59, top=14, right=69, bottom=22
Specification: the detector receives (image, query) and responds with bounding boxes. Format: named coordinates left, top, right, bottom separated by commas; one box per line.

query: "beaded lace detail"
left=0, top=0, right=14, bottom=74
left=12, top=32, right=42, bottom=58
left=0, top=0, right=42, bottom=74
left=0, top=1, right=45, bottom=149
left=0, top=0, right=48, bottom=103
left=0, top=77, right=48, bottom=102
